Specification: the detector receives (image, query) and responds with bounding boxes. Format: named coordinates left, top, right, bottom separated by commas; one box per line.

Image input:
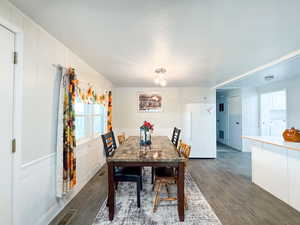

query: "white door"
left=228, top=96, right=242, bottom=150
left=0, top=25, right=15, bottom=225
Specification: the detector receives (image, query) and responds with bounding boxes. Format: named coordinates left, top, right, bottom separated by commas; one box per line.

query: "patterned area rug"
left=93, top=168, right=222, bottom=225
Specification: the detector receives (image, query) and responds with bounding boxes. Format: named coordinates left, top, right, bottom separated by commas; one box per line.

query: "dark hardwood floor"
left=189, top=152, right=300, bottom=225
left=50, top=151, right=300, bottom=225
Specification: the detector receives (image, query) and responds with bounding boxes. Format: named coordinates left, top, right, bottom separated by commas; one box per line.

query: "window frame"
left=75, top=100, right=107, bottom=145
left=91, top=104, right=107, bottom=139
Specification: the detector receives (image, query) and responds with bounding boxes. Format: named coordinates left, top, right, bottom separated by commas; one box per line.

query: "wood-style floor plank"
left=50, top=151, right=300, bottom=225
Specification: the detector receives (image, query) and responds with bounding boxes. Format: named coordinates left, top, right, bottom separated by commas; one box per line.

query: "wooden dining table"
left=106, top=136, right=186, bottom=221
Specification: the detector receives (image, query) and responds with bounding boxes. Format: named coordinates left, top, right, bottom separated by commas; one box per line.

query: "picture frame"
left=137, top=92, right=162, bottom=112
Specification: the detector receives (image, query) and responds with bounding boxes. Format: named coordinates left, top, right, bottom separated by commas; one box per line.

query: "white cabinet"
left=251, top=141, right=263, bottom=186
left=260, top=144, right=289, bottom=202
left=183, top=103, right=216, bottom=158
left=288, top=150, right=300, bottom=211
left=248, top=138, right=300, bottom=212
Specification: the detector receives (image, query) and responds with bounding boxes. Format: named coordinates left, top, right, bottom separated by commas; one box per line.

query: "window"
left=92, top=104, right=106, bottom=136
left=260, top=90, right=287, bottom=136
left=75, top=99, right=107, bottom=142
left=75, top=101, right=86, bottom=140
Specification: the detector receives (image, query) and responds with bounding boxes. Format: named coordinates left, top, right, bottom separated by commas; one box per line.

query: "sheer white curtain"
left=55, top=67, right=66, bottom=198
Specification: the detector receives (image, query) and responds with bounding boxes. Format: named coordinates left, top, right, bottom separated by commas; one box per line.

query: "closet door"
left=0, top=25, right=15, bottom=225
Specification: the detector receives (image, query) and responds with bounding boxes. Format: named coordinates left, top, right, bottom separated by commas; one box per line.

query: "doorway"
left=217, top=91, right=243, bottom=151
left=0, top=24, right=16, bottom=225
left=260, top=90, right=287, bottom=136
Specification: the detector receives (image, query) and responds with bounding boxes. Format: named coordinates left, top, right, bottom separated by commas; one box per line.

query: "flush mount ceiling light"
left=154, top=67, right=167, bottom=87
left=264, top=75, right=275, bottom=81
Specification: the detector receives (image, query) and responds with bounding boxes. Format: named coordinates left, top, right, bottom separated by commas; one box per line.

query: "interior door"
left=228, top=96, right=242, bottom=150
left=0, top=25, right=15, bottom=225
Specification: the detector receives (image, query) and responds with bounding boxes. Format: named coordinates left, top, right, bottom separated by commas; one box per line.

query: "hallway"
left=217, top=143, right=241, bottom=153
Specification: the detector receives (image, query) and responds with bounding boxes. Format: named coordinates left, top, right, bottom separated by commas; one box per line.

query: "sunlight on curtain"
left=56, top=68, right=77, bottom=197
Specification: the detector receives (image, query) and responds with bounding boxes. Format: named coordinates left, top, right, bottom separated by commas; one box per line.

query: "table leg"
left=177, top=162, right=185, bottom=221
left=107, top=162, right=115, bottom=221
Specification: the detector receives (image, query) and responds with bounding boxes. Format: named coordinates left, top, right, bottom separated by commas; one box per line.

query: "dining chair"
left=151, top=127, right=181, bottom=185
left=101, top=131, right=143, bottom=208
left=152, top=141, right=191, bottom=212
left=171, top=127, right=181, bottom=148
left=117, top=133, right=126, bottom=145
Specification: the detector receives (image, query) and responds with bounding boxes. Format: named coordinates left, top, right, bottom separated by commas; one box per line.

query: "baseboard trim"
left=190, top=157, right=216, bottom=159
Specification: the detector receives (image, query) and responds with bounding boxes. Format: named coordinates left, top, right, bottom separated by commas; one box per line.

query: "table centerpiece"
left=140, top=121, right=154, bottom=149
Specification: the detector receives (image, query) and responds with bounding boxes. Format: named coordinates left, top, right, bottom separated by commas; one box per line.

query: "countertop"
left=242, top=136, right=300, bottom=152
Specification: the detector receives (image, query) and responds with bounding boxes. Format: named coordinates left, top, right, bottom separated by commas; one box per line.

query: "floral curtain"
left=107, top=91, right=113, bottom=131
left=76, top=86, right=106, bottom=105
left=56, top=68, right=78, bottom=197
left=56, top=67, right=111, bottom=197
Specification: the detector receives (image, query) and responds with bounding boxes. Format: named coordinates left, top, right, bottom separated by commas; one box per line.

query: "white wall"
left=257, top=77, right=300, bottom=130
left=114, top=87, right=215, bottom=139
left=0, top=1, right=113, bottom=225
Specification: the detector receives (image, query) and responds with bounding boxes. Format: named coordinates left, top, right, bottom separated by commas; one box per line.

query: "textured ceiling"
left=9, top=0, right=300, bottom=87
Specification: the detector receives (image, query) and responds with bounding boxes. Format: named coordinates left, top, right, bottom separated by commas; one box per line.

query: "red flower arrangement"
left=140, top=121, right=154, bottom=132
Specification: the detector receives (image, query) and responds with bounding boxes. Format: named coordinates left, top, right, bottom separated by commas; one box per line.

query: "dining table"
left=106, top=136, right=186, bottom=221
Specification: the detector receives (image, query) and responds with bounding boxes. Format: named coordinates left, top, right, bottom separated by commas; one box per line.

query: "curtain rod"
left=52, top=64, right=106, bottom=91
left=52, top=64, right=67, bottom=70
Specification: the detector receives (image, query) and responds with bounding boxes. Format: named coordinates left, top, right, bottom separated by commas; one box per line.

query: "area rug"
left=93, top=168, right=222, bottom=225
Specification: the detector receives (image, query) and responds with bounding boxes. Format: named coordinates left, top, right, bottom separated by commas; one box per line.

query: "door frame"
left=0, top=16, right=23, bottom=225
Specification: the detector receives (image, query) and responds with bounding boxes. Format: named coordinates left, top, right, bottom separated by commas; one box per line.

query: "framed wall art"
left=137, top=93, right=162, bottom=112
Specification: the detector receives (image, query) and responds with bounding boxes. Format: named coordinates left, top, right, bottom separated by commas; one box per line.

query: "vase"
left=283, top=127, right=300, bottom=142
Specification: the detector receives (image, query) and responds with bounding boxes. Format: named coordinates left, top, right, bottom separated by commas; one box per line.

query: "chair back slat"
left=171, top=127, right=181, bottom=147
left=178, top=141, right=191, bottom=167
left=117, top=133, right=126, bottom=145
left=101, top=131, right=117, bottom=157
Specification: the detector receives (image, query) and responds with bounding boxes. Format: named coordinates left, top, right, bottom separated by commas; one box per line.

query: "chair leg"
left=137, top=180, right=141, bottom=208
left=165, top=183, right=171, bottom=198
left=115, top=181, right=118, bottom=190
left=140, top=176, right=143, bottom=191
left=184, top=195, right=188, bottom=210
left=151, top=167, right=154, bottom=184
left=153, top=179, right=157, bottom=191
left=153, top=181, right=161, bottom=213
left=152, top=179, right=156, bottom=191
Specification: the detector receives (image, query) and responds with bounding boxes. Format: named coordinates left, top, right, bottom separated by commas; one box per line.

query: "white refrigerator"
left=182, top=103, right=216, bottom=158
